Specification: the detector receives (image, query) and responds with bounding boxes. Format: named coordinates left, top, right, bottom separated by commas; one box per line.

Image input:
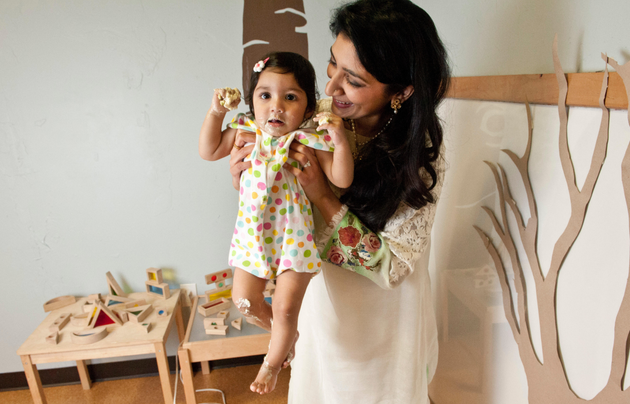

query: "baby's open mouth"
left=268, top=118, right=284, bottom=124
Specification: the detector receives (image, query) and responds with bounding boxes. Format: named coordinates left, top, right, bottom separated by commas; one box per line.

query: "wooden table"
left=17, top=290, right=185, bottom=404
left=177, top=296, right=271, bottom=404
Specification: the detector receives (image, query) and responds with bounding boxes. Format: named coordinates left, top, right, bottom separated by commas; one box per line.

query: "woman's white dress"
left=288, top=99, right=444, bottom=404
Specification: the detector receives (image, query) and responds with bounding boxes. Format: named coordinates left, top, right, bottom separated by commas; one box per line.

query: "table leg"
left=178, top=348, right=198, bottom=404
left=154, top=342, right=173, bottom=404
left=175, top=301, right=186, bottom=342
left=76, top=360, right=92, bottom=390
left=21, top=355, right=47, bottom=404
left=201, top=361, right=211, bottom=375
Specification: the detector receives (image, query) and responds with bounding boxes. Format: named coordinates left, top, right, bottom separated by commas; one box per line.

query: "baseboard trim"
left=1, top=355, right=265, bottom=392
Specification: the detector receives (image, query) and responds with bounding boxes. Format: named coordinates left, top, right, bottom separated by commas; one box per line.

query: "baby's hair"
left=245, top=52, right=319, bottom=117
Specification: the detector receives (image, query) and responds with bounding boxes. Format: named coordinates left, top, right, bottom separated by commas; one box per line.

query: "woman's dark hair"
left=331, top=0, right=450, bottom=232
left=245, top=52, right=319, bottom=117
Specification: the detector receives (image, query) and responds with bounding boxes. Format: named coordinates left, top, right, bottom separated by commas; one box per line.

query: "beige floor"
left=0, top=363, right=289, bottom=404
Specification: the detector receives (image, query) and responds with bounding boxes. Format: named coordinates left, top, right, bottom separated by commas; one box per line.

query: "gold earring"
left=391, top=99, right=401, bottom=114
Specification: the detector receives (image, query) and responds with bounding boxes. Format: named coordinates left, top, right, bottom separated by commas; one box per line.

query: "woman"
left=230, top=0, right=449, bottom=402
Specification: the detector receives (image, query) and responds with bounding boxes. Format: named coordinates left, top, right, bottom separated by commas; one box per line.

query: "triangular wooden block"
left=87, top=302, right=122, bottom=329
left=231, top=317, right=242, bottom=331
left=106, top=271, right=127, bottom=297
left=127, top=304, right=154, bottom=323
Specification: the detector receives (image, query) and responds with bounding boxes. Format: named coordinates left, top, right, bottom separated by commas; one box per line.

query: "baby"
left=199, top=52, right=353, bottom=394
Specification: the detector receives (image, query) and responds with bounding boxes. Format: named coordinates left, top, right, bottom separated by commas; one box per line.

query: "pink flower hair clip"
left=253, top=57, right=270, bottom=73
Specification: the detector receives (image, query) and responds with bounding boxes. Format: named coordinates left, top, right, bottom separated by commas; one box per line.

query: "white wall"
left=1, top=0, right=628, bottom=377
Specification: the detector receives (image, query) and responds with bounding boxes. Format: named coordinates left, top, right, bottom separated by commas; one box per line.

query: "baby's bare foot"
left=250, top=361, right=281, bottom=395
left=282, top=331, right=300, bottom=368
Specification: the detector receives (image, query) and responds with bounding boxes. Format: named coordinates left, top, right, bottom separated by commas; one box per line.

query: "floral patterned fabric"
left=321, top=210, right=392, bottom=287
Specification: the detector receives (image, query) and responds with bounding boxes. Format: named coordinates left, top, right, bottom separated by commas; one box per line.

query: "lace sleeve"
left=319, top=152, right=445, bottom=289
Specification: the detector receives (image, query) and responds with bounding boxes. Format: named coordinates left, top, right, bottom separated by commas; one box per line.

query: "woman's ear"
left=396, top=85, right=414, bottom=103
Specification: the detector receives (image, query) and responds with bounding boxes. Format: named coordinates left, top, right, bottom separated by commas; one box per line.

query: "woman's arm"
left=287, top=142, right=445, bottom=289
left=199, top=89, right=239, bottom=161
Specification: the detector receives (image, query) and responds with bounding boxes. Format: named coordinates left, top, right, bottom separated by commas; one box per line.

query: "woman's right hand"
left=229, top=130, right=256, bottom=190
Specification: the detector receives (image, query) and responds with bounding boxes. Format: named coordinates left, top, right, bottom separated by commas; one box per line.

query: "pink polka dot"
left=324, top=135, right=331, bottom=142
left=292, top=217, right=300, bottom=224
left=234, top=229, right=238, bottom=234
left=275, top=259, right=281, bottom=265
left=264, top=223, right=272, bottom=230
left=229, top=259, right=233, bottom=265
left=257, top=182, right=266, bottom=190
left=240, top=187, right=244, bottom=195
left=259, top=246, right=264, bottom=252
left=283, top=259, right=292, bottom=267
left=307, top=234, right=313, bottom=242
left=257, top=224, right=263, bottom=231
left=254, top=159, right=262, bottom=166
left=275, top=198, right=282, bottom=205
left=297, top=134, right=306, bottom=140
left=296, top=260, right=303, bottom=267
left=275, top=172, right=283, bottom=181
left=279, top=141, right=285, bottom=147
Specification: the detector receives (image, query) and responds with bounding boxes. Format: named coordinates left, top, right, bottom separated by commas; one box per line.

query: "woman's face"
left=325, top=33, right=392, bottom=124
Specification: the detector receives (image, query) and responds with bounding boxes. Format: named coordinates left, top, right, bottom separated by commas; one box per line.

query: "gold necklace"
left=349, top=116, right=393, bottom=160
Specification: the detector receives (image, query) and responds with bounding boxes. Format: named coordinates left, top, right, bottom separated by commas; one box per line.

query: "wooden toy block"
left=217, top=310, right=230, bottom=320
left=205, top=268, right=233, bottom=285
left=49, top=313, right=70, bottom=333
left=121, top=299, right=147, bottom=309
left=146, top=267, right=164, bottom=283
left=157, top=308, right=168, bottom=317
left=128, top=305, right=154, bottom=323
left=104, top=295, right=134, bottom=307
left=204, top=287, right=232, bottom=303
left=71, top=312, right=89, bottom=326
left=43, top=295, right=76, bottom=312
left=105, top=271, right=127, bottom=297
left=86, top=293, right=102, bottom=303
left=145, top=281, right=170, bottom=299
left=118, top=311, right=129, bottom=323
left=71, top=327, right=108, bottom=345
left=82, top=302, right=96, bottom=313
left=204, top=317, right=225, bottom=327
left=231, top=317, right=242, bottom=331
left=86, top=301, right=123, bottom=329
left=45, top=332, right=59, bottom=345
left=205, top=325, right=228, bottom=336
left=197, top=298, right=231, bottom=317
left=139, top=322, right=152, bottom=333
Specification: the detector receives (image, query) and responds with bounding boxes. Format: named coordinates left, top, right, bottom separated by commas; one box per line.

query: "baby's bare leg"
left=232, top=268, right=271, bottom=331
left=251, top=270, right=311, bottom=395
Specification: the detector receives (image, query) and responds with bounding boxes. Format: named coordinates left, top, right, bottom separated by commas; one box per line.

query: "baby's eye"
left=260, top=92, right=271, bottom=99
left=286, top=94, right=297, bottom=101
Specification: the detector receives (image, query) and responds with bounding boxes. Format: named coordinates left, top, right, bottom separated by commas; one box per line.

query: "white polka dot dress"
left=227, top=113, right=335, bottom=279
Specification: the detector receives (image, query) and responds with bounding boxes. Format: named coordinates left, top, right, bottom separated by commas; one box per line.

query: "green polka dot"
left=300, top=139, right=310, bottom=145
left=243, top=261, right=251, bottom=267
left=272, top=163, right=281, bottom=172
left=248, top=229, right=254, bottom=236
left=235, top=239, right=241, bottom=244
left=291, top=161, right=299, bottom=168
left=279, top=148, right=287, bottom=155
left=264, top=138, right=271, bottom=146
left=281, top=250, right=285, bottom=256
left=307, top=209, right=312, bottom=215
left=254, top=171, right=261, bottom=178
left=280, top=208, right=287, bottom=215
left=231, top=251, right=236, bottom=256
left=304, top=250, right=311, bottom=257
left=286, top=228, right=293, bottom=234
left=252, top=216, right=258, bottom=222
left=265, top=237, right=273, bottom=244
left=240, top=201, right=244, bottom=206
left=283, top=184, right=288, bottom=190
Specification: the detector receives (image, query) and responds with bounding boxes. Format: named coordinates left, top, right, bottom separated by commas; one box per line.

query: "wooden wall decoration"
left=241, top=0, right=308, bottom=94
left=473, top=37, right=630, bottom=403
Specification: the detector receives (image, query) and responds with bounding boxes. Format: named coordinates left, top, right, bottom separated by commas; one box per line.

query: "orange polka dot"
left=294, top=198, right=299, bottom=203
left=252, top=192, right=258, bottom=199
left=270, top=207, right=276, bottom=213
left=305, top=199, right=309, bottom=205
left=245, top=218, right=251, bottom=223
left=298, top=242, right=304, bottom=248
left=255, top=236, right=260, bottom=242
left=272, top=186, right=279, bottom=193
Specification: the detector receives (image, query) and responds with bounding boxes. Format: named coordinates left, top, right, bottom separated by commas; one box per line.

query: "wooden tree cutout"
left=241, top=0, right=308, bottom=93
left=475, top=36, right=630, bottom=403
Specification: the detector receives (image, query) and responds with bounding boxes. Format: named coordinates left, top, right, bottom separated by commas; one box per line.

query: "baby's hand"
left=313, top=112, right=347, bottom=146
left=211, top=87, right=241, bottom=115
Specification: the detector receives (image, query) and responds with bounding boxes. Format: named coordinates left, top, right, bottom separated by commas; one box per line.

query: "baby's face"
left=252, top=69, right=309, bottom=137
